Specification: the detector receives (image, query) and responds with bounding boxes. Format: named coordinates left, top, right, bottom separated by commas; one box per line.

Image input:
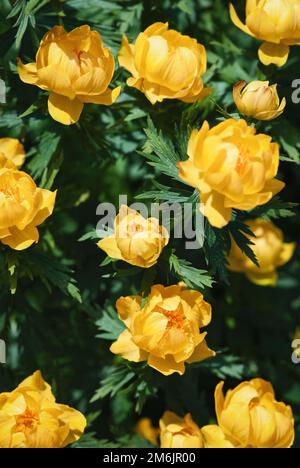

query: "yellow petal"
left=201, top=425, right=234, bottom=448
left=110, top=329, right=147, bottom=362
left=17, top=59, right=38, bottom=85
left=201, top=191, right=232, bottom=228
left=186, top=339, right=216, bottom=364
left=229, top=3, right=254, bottom=37
left=78, top=86, right=121, bottom=105
left=48, top=93, right=84, bottom=125
left=118, top=34, right=137, bottom=76
left=55, top=404, right=87, bottom=447
left=116, top=295, right=142, bottom=328
left=278, top=242, right=296, bottom=266
left=246, top=270, right=278, bottom=286
left=97, top=235, right=122, bottom=260
left=147, top=354, right=185, bottom=376
left=214, top=381, right=225, bottom=422
left=1, top=224, right=39, bottom=250
left=258, top=42, right=290, bottom=67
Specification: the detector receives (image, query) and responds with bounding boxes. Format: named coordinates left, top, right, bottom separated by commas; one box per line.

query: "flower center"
left=162, top=310, right=185, bottom=329
left=15, top=409, right=39, bottom=433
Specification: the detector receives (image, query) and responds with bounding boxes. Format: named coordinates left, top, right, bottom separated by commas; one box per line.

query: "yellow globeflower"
left=18, top=25, right=121, bottom=125
left=135, top=418, right=160, bottom=446
left=0, top=371, right=86, bottom=448
left=177, top=119, right=284, bottom=228
left=233, top=80, right=286, bottom=121
left=215, top=378, right=295, bottom=448
left=0, top=138, right=25, bottom=169
left=110, top=283, right=215, bottom=376
left=119, top=22, right=210, bottom=104
left=228, top=219, right=296, bottom=286
left=230, top=1, right=300, bottom=67
left=160, top=411, right=234, bottom=448
left=0, top=168, right=56, bottom=250
left=97, top=205, right=169, bottom=269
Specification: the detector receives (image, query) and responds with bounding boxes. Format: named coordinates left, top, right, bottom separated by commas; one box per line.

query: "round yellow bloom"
left=97, top=205, right=169, bottom=269
left=177, top=119, right=284, bottom=228
left=18, top=25, right=121, bottom=125
left=0, top=138, right=25, bottom=169
left=0, top=168, right=56, bottom=250
left=110, top=283, right=215, bottom=376
left=215, top=378, right=295, bottom=448
left=160, top=411, right=234, bottom=448
left=230, top=1, right=300, bottom=67
left=233, top=80, right=286, bottom=121
left=228, top=218, right=295, bottom=286
left=0, top=371, right=86, bottom=448
left=119, top=22, right=210, bottom=104
left=135, top=418, right=160, bottom=446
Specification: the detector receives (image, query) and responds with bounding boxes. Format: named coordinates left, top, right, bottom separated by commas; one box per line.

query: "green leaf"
left=250, top=197, right=297, bottom=220
left=229, top=220, right=258, bottom=267
left=169, top=253, right=214, bottom=290
left=202, top=353, right=248, bottom=380
left=24, top=251, right=82, bottom=303
left=140, top=117, right=182, bottom=181
left=28, top=131, right=61, bottom=180
left=95, top=304, right=125, bottom=340
left=91, top=366, right=136, bottom=402
left=204, top=224, right=230, bottom=283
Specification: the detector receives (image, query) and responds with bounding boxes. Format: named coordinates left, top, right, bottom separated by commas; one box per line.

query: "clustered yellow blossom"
left=110, top=283, right=215, bottom=376
left=0, top=371, right=86, bottom=448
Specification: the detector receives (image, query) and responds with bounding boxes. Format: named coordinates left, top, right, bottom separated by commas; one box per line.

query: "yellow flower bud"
left=135, top=418, right=160, bottom=446
left=233, top=80, right=286, bottom=121
left=215, top=378, right=295, bottom=448
left=230, top=1, right=300, bottom=67
left=0, top=138, right=25, bottom=169
left=18, top=25, right=121, bottom=125
left=178, top=119, right=284, bottom=228
left=97, top=205, right=169, bottom=269
left=159, top=411, right=234, bottom=448
left=0, top=371, right=86, bottom=448
left=228, top=218, right=296, bottom=286
left=119, top=22, right=211, bottom=104
left=0, top=168, right=56, bottom=250
left=110, top=283, right=215, bottom=376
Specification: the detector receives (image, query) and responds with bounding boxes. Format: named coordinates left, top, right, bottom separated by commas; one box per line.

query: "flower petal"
left=48, top=93, right=84, bottom=125
left=258, top=42, right=290, bottom=67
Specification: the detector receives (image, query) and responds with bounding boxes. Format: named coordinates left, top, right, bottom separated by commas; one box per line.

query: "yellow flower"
left=0, top=370, right=86, bottom=448
left=177, top=119, right=284, bottom=228
left=0, top=168, right=56, bottom=250
left=97, top=205, right=169, bottom=269
left=159, top=411, right=234, bottom=448
left=0, top=138, right=25, bottom=169
left=135, top=418, right=160, bottom=446
left=110, top=283, right=215, bottom=376
left=233, top=80, right=286, bottom=121
left=215, top=378, right=295, bottom=448
left=228, top=218, right=296, bottom=286
left=230, top=0, right=300, bottom=67
left=119, top=22, right=210, bottom=104
left=18, top=25, right=121, bottom=125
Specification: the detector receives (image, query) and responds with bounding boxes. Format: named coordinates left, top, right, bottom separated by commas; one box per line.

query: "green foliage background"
left=0, top=0, right=299, bottom=448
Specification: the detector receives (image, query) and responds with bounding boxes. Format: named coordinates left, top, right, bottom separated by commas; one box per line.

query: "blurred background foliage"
left=0, top=0, right=299, bottom=448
